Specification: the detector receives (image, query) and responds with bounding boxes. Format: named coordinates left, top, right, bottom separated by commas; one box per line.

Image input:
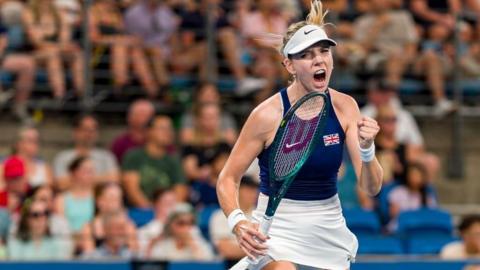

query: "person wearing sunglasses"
left=7, top=199, right=72, bottom=259
left=146, top=203, right=214, bottom=261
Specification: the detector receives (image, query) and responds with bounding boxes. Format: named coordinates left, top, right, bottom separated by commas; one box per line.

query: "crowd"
left=0, top=0, right=479, bottom=263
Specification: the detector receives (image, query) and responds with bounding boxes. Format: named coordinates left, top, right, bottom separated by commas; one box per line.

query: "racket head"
left=268, top=91, right=330, bottom=182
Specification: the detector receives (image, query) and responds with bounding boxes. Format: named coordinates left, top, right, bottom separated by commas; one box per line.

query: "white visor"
left=282, top=24, right=336, bottom=57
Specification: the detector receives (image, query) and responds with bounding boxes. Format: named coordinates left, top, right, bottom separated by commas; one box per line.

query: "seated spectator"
left=180, top=83, right=237, bottom=146
left=7, top=199, right=72, bottom=260
left=54, top=156, right=95, bottom=234
left=347, top=0, right=418, bottom=87
left=441, top=215, right=480, bottom=259
left=387, top=162, right=437, bottom=232
left=189, top=145, right=230, bottom=207
left=53, top=114, right=119, bottom=191
left=0, top=156, right=29, bottom=214
left=22, top=0, right=84, bottom=99
left=124, top=0, right=179, bottom=89
left=111, top=99, right=155, bottom=163
left=362, top=79, right=440, bottom=183
left=181, top=103, right=232, bottom=182
left=89, top=0, right=158, bottom=97
left=122, top=115, right=187, bottom=207
left=461, top=40, right=480, bottom=78
left=137, top=188, right=178, bottom=253
left=83, top=210, right=137, bottom=259
left=1, top=126, right=54, bottom=188
left=209, top=176, right=258, bottom=264
left=0, top=2, right=36, bottom=123
left=24, top=185, right=71, bottom=240
left=146, top=203, right=214, bottom=261
left=79, top=182, right=138, bottom=255
left=170, top=0, right=266, bottom=94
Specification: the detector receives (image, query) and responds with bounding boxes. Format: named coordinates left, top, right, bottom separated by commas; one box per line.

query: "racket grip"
left=246, top=215, right=273, bottom=265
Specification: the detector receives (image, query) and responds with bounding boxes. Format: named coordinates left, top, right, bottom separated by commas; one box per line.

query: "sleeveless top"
left=64, top=192, right=94, bottom=232
left=258, top=88, right=345, bottom=200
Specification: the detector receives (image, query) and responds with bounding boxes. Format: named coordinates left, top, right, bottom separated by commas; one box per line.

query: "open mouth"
left=313, top=69, right=326, bottom=82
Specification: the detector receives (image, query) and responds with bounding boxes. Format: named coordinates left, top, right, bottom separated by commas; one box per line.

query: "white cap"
left=282, top=24, right=336, bottom=57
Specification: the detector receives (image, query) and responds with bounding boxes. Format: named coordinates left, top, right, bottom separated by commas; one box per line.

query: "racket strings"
left=273, top=96, right=326, bottom=179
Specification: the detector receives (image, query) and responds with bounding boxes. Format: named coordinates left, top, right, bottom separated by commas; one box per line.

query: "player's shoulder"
left=329, top=88, right=360, bottom=115
left=249, top=93, right=283, bottom=124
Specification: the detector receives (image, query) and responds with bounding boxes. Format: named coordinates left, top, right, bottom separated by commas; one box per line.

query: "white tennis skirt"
left=231, top=193, right=358, bottom=270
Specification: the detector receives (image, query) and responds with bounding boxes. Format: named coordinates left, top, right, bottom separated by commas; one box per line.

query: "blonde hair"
left=280, top=0, right=329, bottom=54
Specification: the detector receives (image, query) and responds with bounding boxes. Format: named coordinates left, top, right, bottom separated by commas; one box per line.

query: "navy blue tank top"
left=257, top=88, right=345, bottom=200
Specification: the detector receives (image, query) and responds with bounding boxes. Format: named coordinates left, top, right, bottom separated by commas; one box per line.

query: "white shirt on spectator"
left=53, top=148, right=118, bottom=179
left=137, top=219, right=164, bottom=254
left=149, top=230, right=215, bottom=261
left=440, top=241, right=469, bottom=259
left=361, top=98, right=424, bottom=146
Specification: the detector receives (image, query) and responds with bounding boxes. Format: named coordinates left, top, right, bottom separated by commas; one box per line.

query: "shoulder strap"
left=280, top=88, right=291, bottom=116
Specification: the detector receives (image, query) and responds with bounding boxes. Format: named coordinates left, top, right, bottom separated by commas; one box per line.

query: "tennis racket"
left=247, top=91, right=330, bottom=267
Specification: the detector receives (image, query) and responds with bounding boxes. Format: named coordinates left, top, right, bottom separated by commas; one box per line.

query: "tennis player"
left=217, top=1, right=383, bottom=269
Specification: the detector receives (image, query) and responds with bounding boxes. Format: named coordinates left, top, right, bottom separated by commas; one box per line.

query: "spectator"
left=410, top=0, right=461, bottom=32
left=22, top=0, right=84, bottom=99
left=0, top=2, right=36, bottom=123
left=181, top=103, right=232, bottom=182
left=124, top=0, right=179, bottom=89
left=350, top=0, right=418, bottom=87
left=361, top=79, right=424, bottom=147
left=189, top=145, right=230, bottom=207
left=387, top=162, right=437, bottom=232
left=89, top=0, right=158, bottom=97
left=22, top=185, right=71, bottom=240
left=137, top=188, right=178, bottom=253
left=208, top=176, right=258, bottom=263
left=180, top=83, right=237, bottom=145
left=146, top=203, right=214, bottom=261
left=239, top=0, right=289, bottom=102
left=53, top=114, right=119, bottom=191
left=461, top=40, right=480, bottom=78
left=111, top=99, right=155, bottom=163
left=79, top=182, right=138, bottom=255
left=7, top=199, right=72, bottom=260
left=363, top=80, right=440, bottom=183
left=3, top=126, right=54, bottom=188
left=171, top=0, right=266, bottom=94
left=83, top=210, right=137, bottom=259
left=54, top=156, right=95, bottom=234
left=0, top=156, right=29, bottom=214
left=441, top=215, right=480, bottom=259
left=122, top=115, right=188, bottom=207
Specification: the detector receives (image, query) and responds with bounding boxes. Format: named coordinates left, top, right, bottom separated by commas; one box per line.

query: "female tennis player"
left=217, top=1, right=383, bottom=269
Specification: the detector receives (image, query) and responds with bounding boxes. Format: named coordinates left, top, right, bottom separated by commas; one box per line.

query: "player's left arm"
left=343, top=96, right=383, bottom=196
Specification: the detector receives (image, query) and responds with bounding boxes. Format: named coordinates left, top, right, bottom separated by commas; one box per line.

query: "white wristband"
left=227, top=209, right=247, bottom=232
left=359, top=142, right=375, bottom=162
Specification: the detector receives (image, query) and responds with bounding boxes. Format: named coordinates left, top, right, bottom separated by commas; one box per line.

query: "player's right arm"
left=217, top=101, right=281, bottom=259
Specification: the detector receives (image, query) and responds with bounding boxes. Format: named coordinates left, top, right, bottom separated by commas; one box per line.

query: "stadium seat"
left=168, top=262, right=225, bottom=270
left=406, top=235, right=458, bottom=255
left=197, top=205, right=220, bottom=241
left=396, top=208, right=453, bottom=237
left=343, top=207, right=381, bottom=236
left=127, top=207, right=155, bottom=228
left=357, top=235, right=405, bottom=255
left=375, top=181, right=399, bottom=225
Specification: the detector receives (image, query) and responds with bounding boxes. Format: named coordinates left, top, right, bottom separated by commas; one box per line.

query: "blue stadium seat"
left=168, top=262, right=225, bottom=270
left=127, top=207, right=155, bottom=228
left=376, top=181, right=399, bottom=225
left=357, top=235, right=404, bottom=255
left=343, top=208, right=381, bottom=236
left=197, top=205, right=220, bottom=241
left=406, top=235, right=458, bottom=255
left=396, top=208, right=453, bottom=237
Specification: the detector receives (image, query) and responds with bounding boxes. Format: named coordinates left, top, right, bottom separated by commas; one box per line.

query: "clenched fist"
left=357, top=116, right=380, bottom=149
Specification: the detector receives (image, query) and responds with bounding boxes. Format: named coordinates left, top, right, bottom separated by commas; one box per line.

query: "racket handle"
left=246, top=215, right=273, bottom=266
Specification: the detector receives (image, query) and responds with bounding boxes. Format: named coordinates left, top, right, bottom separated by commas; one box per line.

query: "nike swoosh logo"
left=304, top=29, right=317, bottom=35
left=285, top=142, right=301, bottom=149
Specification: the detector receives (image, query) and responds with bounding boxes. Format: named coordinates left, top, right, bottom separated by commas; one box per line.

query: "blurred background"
left=0, top=0, right=480, bottom=269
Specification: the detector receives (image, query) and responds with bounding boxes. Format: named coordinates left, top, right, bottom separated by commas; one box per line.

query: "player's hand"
left=233, top=220, right=268, bottom=260
left=357, top=116, right=380, bottom=149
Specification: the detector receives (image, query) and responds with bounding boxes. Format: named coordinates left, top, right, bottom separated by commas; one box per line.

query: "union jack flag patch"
left=323, top=133, right=340, bottom=146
